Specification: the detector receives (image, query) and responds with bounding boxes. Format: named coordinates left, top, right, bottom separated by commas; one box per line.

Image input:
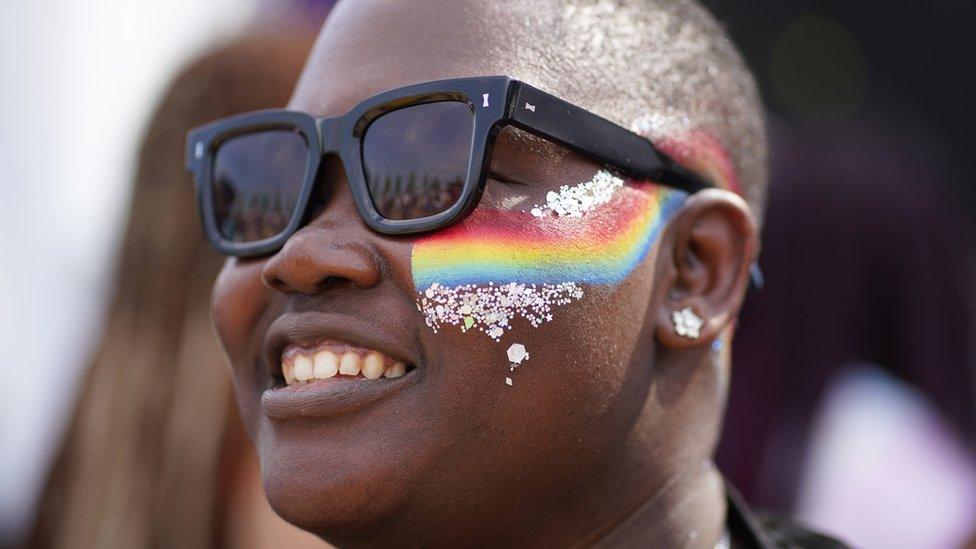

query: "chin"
left=257, top=426, right=411, bottom=543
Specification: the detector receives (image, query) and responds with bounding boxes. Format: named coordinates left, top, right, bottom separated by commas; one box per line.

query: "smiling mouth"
left=279, top=340, right=411, bottom=385
left=262, top=314, right=422, bottom=419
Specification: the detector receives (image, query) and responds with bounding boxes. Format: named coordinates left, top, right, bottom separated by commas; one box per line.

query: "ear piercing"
left=711, top=339, right=724, bottom=367
left=671, top=307, right=703, bottom=339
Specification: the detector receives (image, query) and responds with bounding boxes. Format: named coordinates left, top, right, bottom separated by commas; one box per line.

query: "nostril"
left=259, top=230, right=383, bottom=295
left=263, top=274, right=295, bottom=294
left=262, top=257, right=374, bottom=295
left=315, top=276, right=344, bottom=293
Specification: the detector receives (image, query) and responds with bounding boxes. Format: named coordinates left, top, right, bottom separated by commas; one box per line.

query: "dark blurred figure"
left=701, top=2, right=976, bottom=213
left=702, top=0, right=976, bottom=513
left=27, top=26, right=328, bottom=549
left=721, top=119, right=976, bottom=508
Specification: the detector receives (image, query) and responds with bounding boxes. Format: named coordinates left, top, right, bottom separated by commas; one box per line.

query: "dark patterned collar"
left=725, top=480, right=850, bottom=548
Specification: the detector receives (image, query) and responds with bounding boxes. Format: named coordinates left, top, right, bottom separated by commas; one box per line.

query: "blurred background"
left=0, top=0, right=973, bottom=547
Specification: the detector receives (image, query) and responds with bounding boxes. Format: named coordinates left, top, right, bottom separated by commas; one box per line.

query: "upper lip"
left=263, top=311, right=423, bottom=381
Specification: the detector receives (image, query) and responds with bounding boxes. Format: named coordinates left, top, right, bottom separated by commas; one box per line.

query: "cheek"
left=211, top=258, right=270, bottom=363
left=410, top=172, right=685, bottom=383
left=398, top=176, right=676, bottom=496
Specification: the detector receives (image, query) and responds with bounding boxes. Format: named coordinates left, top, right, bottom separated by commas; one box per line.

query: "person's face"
left=210, top=0, right=696, bottom=543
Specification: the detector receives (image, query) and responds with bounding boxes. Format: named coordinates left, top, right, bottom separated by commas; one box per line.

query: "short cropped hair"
left=513, top=0, right=768, bottom=217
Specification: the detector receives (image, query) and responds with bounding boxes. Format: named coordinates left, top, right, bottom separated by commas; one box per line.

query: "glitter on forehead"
left=529, top=170, right=624, bottom=218
left=494, top=0, right=768, bottom=217
left=560, top=0, right=764, bottom=213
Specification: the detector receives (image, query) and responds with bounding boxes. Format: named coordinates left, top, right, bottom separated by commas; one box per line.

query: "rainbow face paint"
left=412, top=177, right=686, bottom=290
left=412, top=170, right=686, bottom=344
left=410, top=122, right=738, bottom=384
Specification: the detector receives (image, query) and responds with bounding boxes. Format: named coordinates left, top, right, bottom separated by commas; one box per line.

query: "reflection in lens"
left=362, top=101, right=473, bottom=220
left=212, top=129, right=308, bottom=243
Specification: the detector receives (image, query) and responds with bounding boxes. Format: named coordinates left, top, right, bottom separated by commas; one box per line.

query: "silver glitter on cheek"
left=528, top=170, right=623, bottom=218
left=504, top=343, right=531, bottom=387
left=507, top=343, right=529, bottom=364
left=417, top=282, right=583, bottom=387
left=417, top=156, right=631, bottom=384
left=417, top=282, right=584, bottom=341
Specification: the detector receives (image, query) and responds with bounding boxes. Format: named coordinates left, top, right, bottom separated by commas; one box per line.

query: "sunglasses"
left=185, top=76, right=713, bottom=257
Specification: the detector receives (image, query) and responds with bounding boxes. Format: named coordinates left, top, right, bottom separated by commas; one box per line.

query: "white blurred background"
left=0, top=1, right=259, bottom=542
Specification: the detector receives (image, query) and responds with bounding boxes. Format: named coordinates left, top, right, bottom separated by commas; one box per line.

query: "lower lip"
left=261, top=370, right=419, bottom=420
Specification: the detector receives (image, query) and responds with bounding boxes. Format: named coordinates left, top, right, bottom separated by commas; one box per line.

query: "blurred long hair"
left=29, top=29, right=315, bottom=549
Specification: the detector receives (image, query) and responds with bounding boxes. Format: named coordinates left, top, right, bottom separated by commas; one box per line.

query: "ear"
left=654, top=189, right=759, bottom=349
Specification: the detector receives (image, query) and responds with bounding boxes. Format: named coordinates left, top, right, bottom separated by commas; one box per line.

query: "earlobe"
left=654, top=189, right=758, bottom=349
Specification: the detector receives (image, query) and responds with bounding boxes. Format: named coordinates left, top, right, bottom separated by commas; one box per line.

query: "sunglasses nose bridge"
left=317, top=117, right=343, bottom=155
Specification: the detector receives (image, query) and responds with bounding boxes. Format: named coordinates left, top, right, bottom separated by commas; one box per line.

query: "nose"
left=261, top=231, right=382, bottom=294
left=261, top=164, right=382, bottom=295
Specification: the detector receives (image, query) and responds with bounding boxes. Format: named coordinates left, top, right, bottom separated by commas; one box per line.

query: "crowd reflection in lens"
left=363, top=100, right=473, bottom=221
left=367, top=172, right=463, bottom=220
left=212, top=129, right=307, bottom=242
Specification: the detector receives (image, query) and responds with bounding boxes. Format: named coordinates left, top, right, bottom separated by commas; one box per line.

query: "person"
left=28, top=30, right=326, bottom=549
left=190, top=0, right=847, bottom=546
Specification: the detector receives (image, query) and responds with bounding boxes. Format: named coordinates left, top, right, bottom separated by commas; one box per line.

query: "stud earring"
left=671, top=307, right=703, bottom=339
left=711, top=339, right=724, bottom=367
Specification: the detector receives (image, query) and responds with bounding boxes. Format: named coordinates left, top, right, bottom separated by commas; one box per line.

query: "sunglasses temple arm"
left=506, top=81, right=711, bottom=194
left=507, top=83, right=761, bottom=289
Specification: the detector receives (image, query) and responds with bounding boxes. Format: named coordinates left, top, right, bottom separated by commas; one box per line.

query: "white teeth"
left=283, top=361, right=297, bottom=385
left=313, top=350, right=339, bottom=378
left=339, top=352, right=361, bottom=376
left=384, top=361, right=406, bottom=379
left=294, top=355, right=313, bottom=381
left=362, top=352, right=385, bottom=379
left=282, top=345, right=409, bottom=385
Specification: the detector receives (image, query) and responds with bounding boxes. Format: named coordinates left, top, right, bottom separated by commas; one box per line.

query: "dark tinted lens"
left=211, top=129, right=308, bottom=243
left=362, top=101, right=473, bottom=220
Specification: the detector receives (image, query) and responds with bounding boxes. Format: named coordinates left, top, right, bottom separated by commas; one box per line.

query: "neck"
left=584, top=459, right=727, bottom=549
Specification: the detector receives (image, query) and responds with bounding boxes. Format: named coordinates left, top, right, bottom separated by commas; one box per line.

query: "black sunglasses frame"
left=186, top=75, right=713, bottom=257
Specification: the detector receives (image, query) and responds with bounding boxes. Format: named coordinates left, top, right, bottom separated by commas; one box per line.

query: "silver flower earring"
left=671, top=307, right=703, bottom=339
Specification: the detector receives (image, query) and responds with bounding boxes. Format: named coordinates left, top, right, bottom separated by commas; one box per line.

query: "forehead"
left=290, top=0, right=576, bottom=116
